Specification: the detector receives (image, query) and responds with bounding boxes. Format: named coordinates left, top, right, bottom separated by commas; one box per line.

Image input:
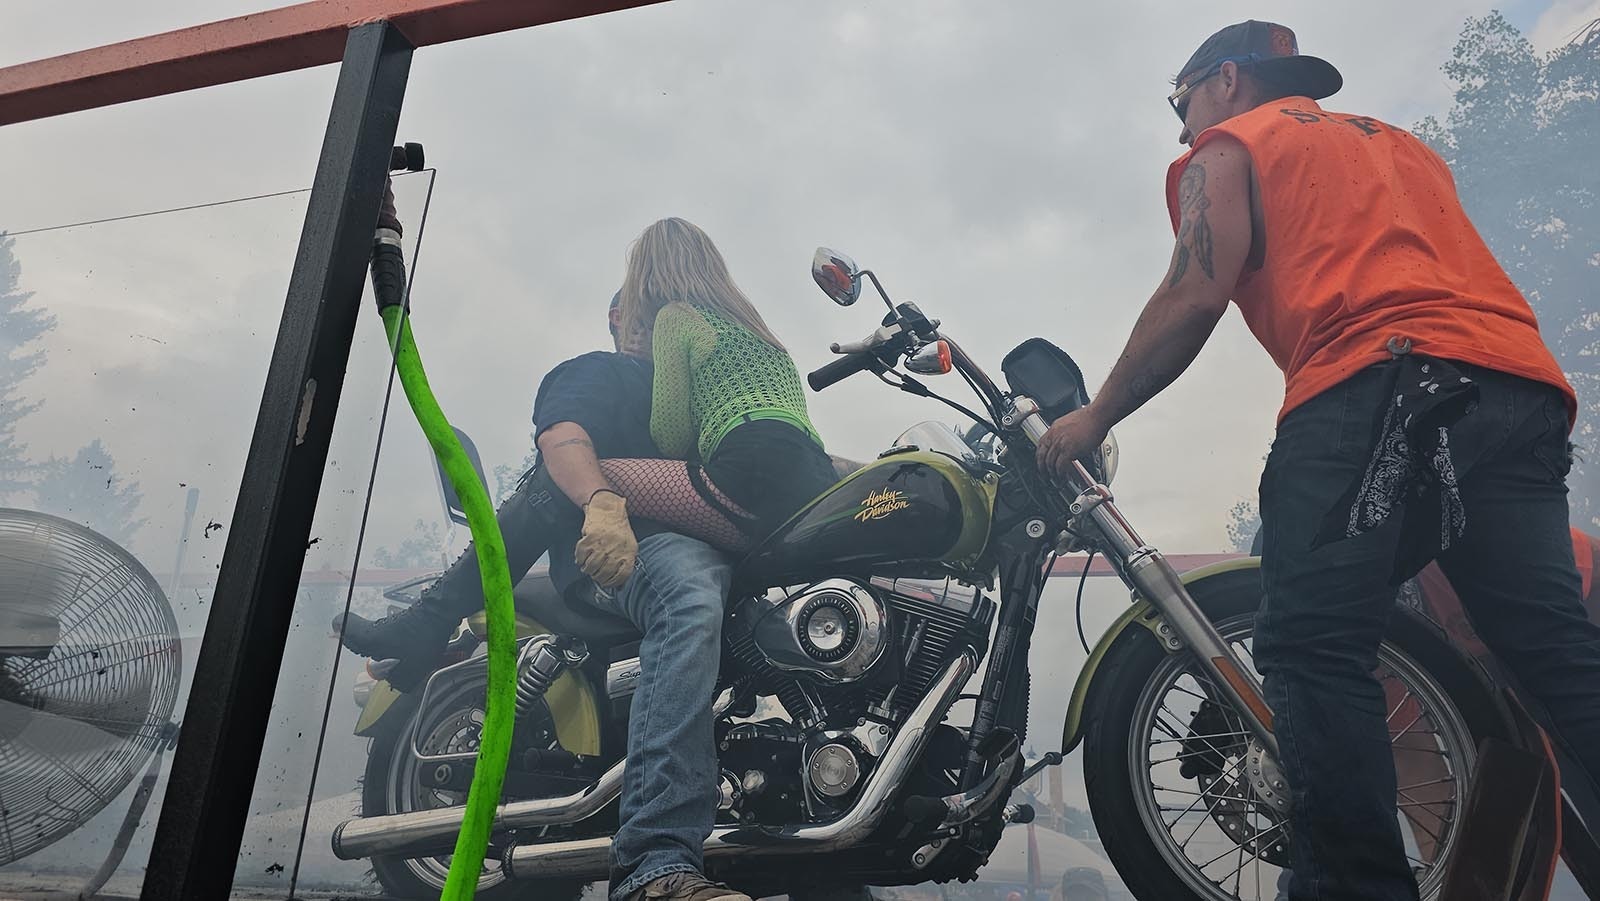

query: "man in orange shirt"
left=1036, top=20, right=1597, bottom=900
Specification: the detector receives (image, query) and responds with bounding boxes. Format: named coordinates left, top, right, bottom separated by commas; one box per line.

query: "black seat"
left=513, top=568, right=641, bottom=646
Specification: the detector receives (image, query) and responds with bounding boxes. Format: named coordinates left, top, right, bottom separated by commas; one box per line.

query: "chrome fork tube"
left=1017, top=406, right=1279, bottom=759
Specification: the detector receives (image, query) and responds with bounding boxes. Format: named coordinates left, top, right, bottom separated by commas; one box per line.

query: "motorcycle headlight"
left=1098, top=429, right=1120, bottom=486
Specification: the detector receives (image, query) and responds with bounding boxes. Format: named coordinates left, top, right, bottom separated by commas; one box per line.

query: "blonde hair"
left=617, top=217, right=785, bottom=357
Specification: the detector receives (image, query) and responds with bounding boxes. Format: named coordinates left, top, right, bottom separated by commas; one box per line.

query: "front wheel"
left=1081, top=569, right=1504, bottom=901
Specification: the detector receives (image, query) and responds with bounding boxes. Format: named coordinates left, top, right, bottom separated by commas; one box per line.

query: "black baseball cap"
left=1175, top=21, right=1342, bottom=101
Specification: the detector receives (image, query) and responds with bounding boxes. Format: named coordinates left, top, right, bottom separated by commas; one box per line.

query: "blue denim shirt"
left=532, top=350, right=665, bottom=597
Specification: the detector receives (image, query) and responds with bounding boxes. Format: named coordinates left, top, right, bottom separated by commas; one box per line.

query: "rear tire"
left=1080, top=568, right=1507, bottom=901
left=362, top=688, right=588, bottom=901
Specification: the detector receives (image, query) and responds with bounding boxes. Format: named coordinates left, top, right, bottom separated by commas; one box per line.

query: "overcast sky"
left=3, top=0, right=1599, bottom=892
left=4, top=0, right=1597, bottom=575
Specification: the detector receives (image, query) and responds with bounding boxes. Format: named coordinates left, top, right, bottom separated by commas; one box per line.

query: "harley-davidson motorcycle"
left=331, top=248, right=1513, bottom=901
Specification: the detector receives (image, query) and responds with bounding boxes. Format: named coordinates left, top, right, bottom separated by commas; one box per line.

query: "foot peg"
left=903, top=730, right=1021, bottom=828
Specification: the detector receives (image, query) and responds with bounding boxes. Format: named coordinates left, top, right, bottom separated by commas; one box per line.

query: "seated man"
left=338, top=293, right=644, bottom=673
left=338, top=293, right=749, bottom=901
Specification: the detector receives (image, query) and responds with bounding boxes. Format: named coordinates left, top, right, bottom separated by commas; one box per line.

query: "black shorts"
left=693, top=419, right=836, bottom=540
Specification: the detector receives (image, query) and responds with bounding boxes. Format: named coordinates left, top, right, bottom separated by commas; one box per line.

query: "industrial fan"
left=0, top=507, right=181, bottom=870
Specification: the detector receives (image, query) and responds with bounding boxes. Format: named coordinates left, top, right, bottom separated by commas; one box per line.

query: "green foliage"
left=493, top=429, right=537, bottom=506
left=0, top=233, right=57, bottom=500
left=32, top=439, right=146, bottom=546
left=1415, top=12, right=1600, bottom=527
left=371, top=517, right=446, bottom=569
left=1225, top=499, right=1261, bottom=555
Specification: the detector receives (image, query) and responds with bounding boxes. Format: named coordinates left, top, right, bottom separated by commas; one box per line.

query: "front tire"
left=362, top=686, right=588, bottom=900
left=1081, top=568, right=1506, bottom=901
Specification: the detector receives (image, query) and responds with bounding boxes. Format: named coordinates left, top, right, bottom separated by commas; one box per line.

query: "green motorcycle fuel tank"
left=736, top=435, right=998, bottom=588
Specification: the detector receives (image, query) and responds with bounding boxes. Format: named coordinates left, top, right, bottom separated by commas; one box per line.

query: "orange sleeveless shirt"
left=1165, top=97, right=1576, bottom=424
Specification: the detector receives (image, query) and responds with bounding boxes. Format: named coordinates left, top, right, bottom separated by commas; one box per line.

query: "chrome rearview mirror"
left=812, top=247, right=862, bottom=307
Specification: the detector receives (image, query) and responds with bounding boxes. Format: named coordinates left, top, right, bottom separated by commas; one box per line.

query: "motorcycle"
left=331, top=248, right=1516, bottom=901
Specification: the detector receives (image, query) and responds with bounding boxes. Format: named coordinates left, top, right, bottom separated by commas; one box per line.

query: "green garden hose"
left=373, top=233, right=515, bottom=900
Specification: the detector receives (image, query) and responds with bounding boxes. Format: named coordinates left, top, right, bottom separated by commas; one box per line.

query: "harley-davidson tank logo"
left=855, top=488, right=910, bottom=522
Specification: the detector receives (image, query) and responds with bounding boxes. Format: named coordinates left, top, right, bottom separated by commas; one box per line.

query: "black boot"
left=335, top=465, right=580, bottom=674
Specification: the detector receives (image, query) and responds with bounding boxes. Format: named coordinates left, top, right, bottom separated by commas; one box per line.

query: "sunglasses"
left=1167, top=54, right=1259, bottom=122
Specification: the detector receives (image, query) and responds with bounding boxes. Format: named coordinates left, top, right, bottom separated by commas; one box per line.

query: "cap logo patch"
left=1269, top=25, right=1297, bottom=58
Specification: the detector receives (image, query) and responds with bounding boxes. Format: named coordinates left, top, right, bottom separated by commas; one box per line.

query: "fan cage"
left=0, top=508, right=181, bottom=866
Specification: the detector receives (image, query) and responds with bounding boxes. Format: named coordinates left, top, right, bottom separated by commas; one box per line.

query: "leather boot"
left=334, top=465, right=580, bottom=679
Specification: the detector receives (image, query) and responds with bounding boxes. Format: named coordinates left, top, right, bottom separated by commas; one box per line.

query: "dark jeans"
left=1255, top=363, right=1600, bottom=901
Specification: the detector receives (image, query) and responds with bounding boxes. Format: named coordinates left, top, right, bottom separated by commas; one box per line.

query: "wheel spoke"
left=1150, top=746, right=1238, bottom=768
left=1167, top=683, right=1216, bottom=704
left=1248, top=819, right=1260, bottom=901
left=1385, top=688, right=1416, bottom=724
left=1149, top=730, right=1253, bottom=746
left=1161, top=752, right=1248, bottom=832
left=1197, top=821, right=1285, bottom=871
left=1396, top=791, right=1449, bottom=845
left=1177, top=756, right=1250, bottom=849
left=1153, top=785, right=1220, bottom=798
left=1127, top=614, right=1476, bottom=901
left=1396, top=776, right=1455, bottom=792
left=1389, top=710, right=1428, bottom=744
left=1234, top=840, right=1246, bottom=896
left=1153, top=710, right=1186, bottom=740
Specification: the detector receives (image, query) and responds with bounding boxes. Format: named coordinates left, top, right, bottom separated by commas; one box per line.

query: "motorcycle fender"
left=1059, top=557, right=1261, bottom=755
left=353, top=613, right=603, bottom=757
left=355, top=680, right=405, bottom=736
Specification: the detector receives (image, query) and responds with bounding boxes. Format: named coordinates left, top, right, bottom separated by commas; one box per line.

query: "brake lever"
left=830, top=322, right=905, bottom=355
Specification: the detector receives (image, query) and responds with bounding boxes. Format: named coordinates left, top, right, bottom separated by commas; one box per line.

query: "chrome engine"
left=738, top=579, right=889, bottom=682
left=720, top=576, right=991, bottom=822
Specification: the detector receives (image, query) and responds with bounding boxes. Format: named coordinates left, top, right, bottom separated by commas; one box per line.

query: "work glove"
left=575, top=490, right=637, bottom=589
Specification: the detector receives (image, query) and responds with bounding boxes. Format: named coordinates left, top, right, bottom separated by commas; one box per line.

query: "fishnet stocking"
left=598, top=458, right=753, bottom=550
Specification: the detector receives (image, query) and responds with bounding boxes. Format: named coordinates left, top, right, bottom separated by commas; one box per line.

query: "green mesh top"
left=650, top=301, right=824, bottom=462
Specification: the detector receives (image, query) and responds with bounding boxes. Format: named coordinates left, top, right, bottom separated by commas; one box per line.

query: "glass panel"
left=289, top=0, right=1596, bottom=893
left=0, top=71, right=401, bottom=898
left=232, top=169, right=439, bottom=896
left=0, top=190, right=310, bottom=894
left=3, top=1, right=1581, bottom=897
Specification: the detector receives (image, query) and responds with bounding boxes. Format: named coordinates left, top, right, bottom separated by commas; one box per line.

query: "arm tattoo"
left=1170, top=163, right=1216, bottom=287
left=549, top=437, right=594, bottom=451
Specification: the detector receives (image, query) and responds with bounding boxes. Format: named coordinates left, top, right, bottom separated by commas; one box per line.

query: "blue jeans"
left=1256, top=363, right=1600, bottom=901
left=584, top=532, right=732, bottom=901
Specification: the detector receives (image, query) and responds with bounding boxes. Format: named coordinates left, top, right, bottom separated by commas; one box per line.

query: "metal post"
left=141, top=21, right=412, bottom=900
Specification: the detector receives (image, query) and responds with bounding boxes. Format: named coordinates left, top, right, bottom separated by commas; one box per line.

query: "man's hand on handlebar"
left=1036, top=404, right=1111, bottom=481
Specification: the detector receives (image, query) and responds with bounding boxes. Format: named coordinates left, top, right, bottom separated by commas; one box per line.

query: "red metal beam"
left=0, top=0, right=668, bottom=126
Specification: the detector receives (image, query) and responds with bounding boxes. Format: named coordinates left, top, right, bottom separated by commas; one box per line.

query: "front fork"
left=1011, top=401, right=1281, bottom=762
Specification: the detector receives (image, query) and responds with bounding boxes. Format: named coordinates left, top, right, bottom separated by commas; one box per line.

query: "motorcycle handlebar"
left=808, top=351, right=883, bottom=391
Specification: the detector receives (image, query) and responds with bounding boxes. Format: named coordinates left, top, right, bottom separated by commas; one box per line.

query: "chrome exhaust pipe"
left=331, top=758, right=624, bottom=860
left=334, top=686, right=745, bottom=861
left=505, top=650, right=978, bottom=881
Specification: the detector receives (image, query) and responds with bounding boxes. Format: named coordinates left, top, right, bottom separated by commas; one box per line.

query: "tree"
left=32, top=439, right=146, bottom=546
left=0, top=233, right=57, bottom=500
left=1224, top=499, right=1261, bottom=555
left=371, top=517, right=446, bottom=569
left=493, top=431, right=538, bottom=506
left=1414, top=13, right=1600, bottom=528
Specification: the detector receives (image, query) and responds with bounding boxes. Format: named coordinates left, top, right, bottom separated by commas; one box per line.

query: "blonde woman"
left=573, top=218, right=837, bottom=588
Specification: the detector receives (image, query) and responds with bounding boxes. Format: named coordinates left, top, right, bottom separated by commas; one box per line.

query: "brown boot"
left=627, top=871, right=751, bottom=901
